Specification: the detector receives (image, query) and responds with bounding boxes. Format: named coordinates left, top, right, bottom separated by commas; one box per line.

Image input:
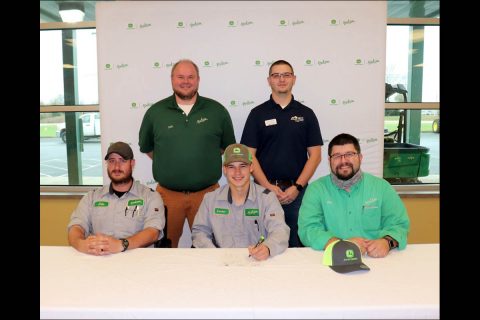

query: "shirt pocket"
left=361, top=206, right=381, bottom=231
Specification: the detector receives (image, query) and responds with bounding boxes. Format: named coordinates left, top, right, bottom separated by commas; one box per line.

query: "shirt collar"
left=107, top=178, right=138, bottom=197
left=330, top=169, right=363, bottom=191
left=268, top=94, right=296, bottom=110
left=219, top=182, right=256, bottom=204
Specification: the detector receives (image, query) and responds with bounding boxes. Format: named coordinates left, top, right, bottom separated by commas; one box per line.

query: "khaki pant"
left=156, top=183, right=219, bottom=248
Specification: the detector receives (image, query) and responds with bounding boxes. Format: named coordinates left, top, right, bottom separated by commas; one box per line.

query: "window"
left=40, top=24, right=101, bottom=187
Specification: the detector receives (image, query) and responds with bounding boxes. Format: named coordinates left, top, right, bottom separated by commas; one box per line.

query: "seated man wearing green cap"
left=192, top=143, right=290, bottom=260
left=67, top=141, right=166, bottom=255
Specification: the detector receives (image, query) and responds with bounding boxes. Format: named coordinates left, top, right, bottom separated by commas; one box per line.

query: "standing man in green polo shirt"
left=298, top=133, right=410, bottom=258
left=139, top=59, right=236, bottom=248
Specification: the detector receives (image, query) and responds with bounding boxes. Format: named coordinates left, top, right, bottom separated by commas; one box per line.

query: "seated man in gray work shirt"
left=68, top=141, right=165, bottom=255
left=192, top=143, right=290, bottom=260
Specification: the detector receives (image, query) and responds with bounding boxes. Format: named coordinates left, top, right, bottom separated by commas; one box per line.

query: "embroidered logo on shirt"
left=265, top=119, right=277, bottom=126
left=128, top=199, right=144, bottom=206
left=197, top=117, right=208, bottom=124
left=215, top=208, right=230, bottom=215
left=244, top=209, right=259, bottom=217
left=291, top=116, right=304, bottom=122
left=94, top=201, right=109, bottom=207
left=168, top=125, right=174, bottom=129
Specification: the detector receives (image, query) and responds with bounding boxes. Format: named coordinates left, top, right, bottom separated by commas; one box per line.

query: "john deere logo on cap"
left=346, top=249, right=354, bottom=258
left=233, top=147, right=241, bottom=153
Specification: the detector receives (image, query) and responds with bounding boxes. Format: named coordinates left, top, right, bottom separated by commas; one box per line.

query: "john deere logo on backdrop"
left=105, top=64, right=112, bottom=70
left=254, top=60, right=264, bottom=66
left=131, top=102, right=138, bottom=109
left=117, top=63, right=128, bottom=69
left=329, top=99, right=338, bottom=106
left=366, top=137, right=378, bottom=143
left=228, top=20, right=237, bottom=27
left=343, top=19, right=355, bottom=25
left=153, top=62, right=161, bottom=69
left=140, top=23, right=151, bottom=29
left=355, top=58, right=364, bottom=65
left=279, top=19, right=288, bottom=26
left=204, top=61, right=211, bottom=67
left=330, top=19, right=338, bottom=26
left=342, top=99, right=355, bottom=105
left=230, top=100, right=238, bottom=107
left=368, top=58, right=380, bottom=65
left=127, top=23, right=135, bottom=29
left=142, top=102, right=153, bottom=109
left=242, top=100, right=254, bottom=107
left=305, top=59, right=313, bottom=66
left=177, top=21, right=184, bottom=28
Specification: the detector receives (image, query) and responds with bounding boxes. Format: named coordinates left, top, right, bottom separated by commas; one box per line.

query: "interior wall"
left=40, top=196, right=439, bottom=246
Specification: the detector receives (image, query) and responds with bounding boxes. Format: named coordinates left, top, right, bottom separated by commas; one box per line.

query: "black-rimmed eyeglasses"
left=329, top=152, right=358, bottom=161
left=269, top=72, right=294, bottom=80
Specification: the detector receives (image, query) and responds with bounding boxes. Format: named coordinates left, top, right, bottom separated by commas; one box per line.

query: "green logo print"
left=331, top=19, right=337, bottom=25
left=244, top=209, right=259, bottom=217
left=356, top=58, right=362, bottom=64
left=128, top=199, right=144, bottom=206
left=131, top=102, right=137, bottom=108
left=128, top=23, right=133, bottom=28
left=233, top=147, right=241, bottom=153
left=215, top=208, right=230, bottom=215
left=346, top=249, right=354, bottom=258
left=94, top=201, right=109, bottom=207
left=154, top=62, right=160, bottom=67
left=229, top=20, right=234, bottom=26
left=255, top=60, right=261, bottom=65
left=105, top=64, right=111, bottom=69
left=204, top=61, right=210, bottom=66
left=230, top=100, right=236, bottom=106
left=306, top=59, right=312, bottom=65
left=280, top=20, right=286, bottom=25
left=178, top=22, right=184, bottom=27
left=330, top=99, right=337, bottom=104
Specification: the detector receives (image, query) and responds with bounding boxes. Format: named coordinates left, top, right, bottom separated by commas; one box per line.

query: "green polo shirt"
left=298, top=172, right=410, bottom=251
left=139, top=94, right=236, bottom=191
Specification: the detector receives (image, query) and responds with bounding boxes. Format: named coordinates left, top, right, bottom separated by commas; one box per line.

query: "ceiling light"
left=58, top=2, right=85, bottom=23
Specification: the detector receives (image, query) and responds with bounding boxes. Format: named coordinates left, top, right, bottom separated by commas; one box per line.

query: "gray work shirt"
left=192, top=182, right=290, bottom=257
left=67, top=180, right=165, bottom=241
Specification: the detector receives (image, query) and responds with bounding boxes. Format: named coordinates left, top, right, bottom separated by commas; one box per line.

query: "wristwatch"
left=294, top=182, right=303, bottom=192
left=383, top=235, right=397, bottom=250
left=120, top=238, right=129, bottom=252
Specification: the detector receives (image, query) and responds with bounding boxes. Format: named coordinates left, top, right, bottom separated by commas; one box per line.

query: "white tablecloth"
left=40, top=244, right=439, bottom=319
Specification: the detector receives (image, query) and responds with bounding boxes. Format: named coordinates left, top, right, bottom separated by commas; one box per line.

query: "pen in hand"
left=248, top=235, right=265, bottom=257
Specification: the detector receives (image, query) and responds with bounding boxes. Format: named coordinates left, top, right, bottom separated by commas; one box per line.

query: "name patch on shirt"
left=264, top=119, right=277, bottom=126
left=244, top=209, right=259, bottom=217
left=94, top=201, right=109, bottom=207
left=214, top=208, right=230, bottom=215
left=128, top=199, right=144, bottom=206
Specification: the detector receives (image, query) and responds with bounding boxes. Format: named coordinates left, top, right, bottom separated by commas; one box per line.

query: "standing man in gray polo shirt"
left=192, top=143, right=290, bottom=260
left=68, top=142, right=165, bottom=255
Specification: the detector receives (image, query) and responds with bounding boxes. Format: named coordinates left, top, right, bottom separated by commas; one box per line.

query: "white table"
left=40, top=244, right=439, bottom=319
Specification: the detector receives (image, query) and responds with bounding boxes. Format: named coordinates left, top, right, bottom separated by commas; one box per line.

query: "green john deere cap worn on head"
left=323, top=240, right=370, bottom=274
left=104, top=142, right=134, bottom=160
left=223, top=143, right=252, bottom=165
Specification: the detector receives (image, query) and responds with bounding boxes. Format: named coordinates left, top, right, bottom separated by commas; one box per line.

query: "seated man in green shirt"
left=192, top=143, right=290, bottom=260
left=298, top=133, right=410, bottom=258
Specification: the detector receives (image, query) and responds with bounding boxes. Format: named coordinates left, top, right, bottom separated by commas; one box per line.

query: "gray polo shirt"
left=192, top=182, right=290, bottom=257
left=68, top=180, right=165, bottom=241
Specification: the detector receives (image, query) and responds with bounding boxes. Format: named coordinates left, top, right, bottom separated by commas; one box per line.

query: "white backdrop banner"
left=96, top=1, right=386, bottom=247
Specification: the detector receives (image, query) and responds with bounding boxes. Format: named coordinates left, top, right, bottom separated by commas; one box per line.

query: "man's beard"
left=108, top=170, right=132, bottom=185
left=334, top=163, right=357, bottom=181
left=174, top=88, right=197, bottom=101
